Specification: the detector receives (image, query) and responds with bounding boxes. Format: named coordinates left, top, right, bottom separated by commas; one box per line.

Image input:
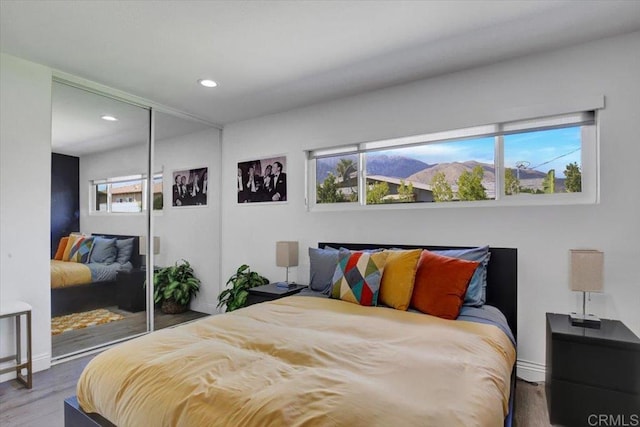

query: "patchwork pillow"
left=62, top=234, right=83, bottom=261
left=410, top=250, right=479, bottom=320
left=90, top=237, right=117, bottom=264
left=308, top=247, right=340, bottom=295
left=433, top=246, right=490, bottom=307
left=378, top=249, right=422, bottom=310
left=68, top=237, right=95, bottom=263
left=115, top=238, right=135, bottom=264
left=54, top=237, right=69, bottom=260
left=331, top=250, right=389, bottom=306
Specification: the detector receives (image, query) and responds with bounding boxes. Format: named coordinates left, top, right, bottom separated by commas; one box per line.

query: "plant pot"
left=161, top=299, right=187, bottom=314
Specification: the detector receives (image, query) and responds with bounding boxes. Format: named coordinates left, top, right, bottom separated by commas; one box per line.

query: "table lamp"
left=569, top=249, right=603, bottom=328
left=276, top=241, right=298, bottom=284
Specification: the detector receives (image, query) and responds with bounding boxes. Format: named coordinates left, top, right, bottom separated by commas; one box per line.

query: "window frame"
left=306, top=110, right=599, bottom=211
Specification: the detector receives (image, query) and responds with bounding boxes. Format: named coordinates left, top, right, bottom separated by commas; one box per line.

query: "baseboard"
left=0, top=352, right=50, bottom=383
left=516, top=359, right=546, bottom=383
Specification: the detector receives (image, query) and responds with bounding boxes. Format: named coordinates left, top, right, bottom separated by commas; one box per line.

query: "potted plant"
left=153, top=259, right=201, bottom=314
left=217, top=264, right=269, bottom=312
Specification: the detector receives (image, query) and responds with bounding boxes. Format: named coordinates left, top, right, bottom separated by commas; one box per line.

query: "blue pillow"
left=115, top=238, right=135, bottom=265
left=89, top=237, right=117, bottom=264
left=308, top=247, right=339, bottom=295
left=432, top=246, right=490, bottom=307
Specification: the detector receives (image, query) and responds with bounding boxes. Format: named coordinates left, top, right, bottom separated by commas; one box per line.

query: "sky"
left=383, top=126, right=582, bottom=175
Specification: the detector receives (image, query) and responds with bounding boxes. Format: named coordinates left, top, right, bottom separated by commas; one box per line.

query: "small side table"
left=246, top=283, right=307, bottom=306
left=116, top=268, right=149, bottom=312
left=0, top=301, right=32, bottom=389
left=545, top=313, right=640, bottom=426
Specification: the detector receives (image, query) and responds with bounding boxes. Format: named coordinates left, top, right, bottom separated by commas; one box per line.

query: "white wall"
left=221, top=32, right=640, bottom=381
left=80, top=127, right=222, bottom=313
left=0, top=53, right=52, bottom=380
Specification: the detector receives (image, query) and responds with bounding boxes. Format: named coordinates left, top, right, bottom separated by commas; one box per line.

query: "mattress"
left=50, top=260, right=92, bottom=288
left=50, top=260, right=131, bottom=289
left=77, top=296, right=516, bottom=426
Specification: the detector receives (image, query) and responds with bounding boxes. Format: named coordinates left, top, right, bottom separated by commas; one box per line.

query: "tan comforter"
left=78, top=296, right=516, bottom=426
left=50, top=260, right=92, bottom=288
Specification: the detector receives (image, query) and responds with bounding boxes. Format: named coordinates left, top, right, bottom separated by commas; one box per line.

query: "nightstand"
left=545, top=313, right=640, bottom=427
left=116, top=268, right=149, bottom=312
left=246, top=283, right=307, bottom=306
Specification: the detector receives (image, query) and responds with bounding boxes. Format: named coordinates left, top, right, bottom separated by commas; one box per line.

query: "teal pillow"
left=115, top=238, right=135, bottom=264
left=432, top=246, right=490, bottom=307
left=89, top=237, right=117, bottom=264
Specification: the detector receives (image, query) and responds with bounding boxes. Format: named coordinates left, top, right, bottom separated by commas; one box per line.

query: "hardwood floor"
left=1, top=360, right=551, bottom=427
left=52, top=307, right=209, bottom=358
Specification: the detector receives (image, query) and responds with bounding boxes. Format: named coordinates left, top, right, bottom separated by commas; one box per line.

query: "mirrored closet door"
left=51, top=81, right=151, bottom=359
left=150, top=111, right=214, bottom=330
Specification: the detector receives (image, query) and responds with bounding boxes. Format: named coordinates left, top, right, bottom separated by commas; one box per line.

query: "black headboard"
left=98, top=234, right=141, bottom=268
left=319, top=242, right=518, bottom=341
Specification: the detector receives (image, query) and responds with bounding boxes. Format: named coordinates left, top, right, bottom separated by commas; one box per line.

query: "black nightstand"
left=545, top=313, right=640, bottom=427
left=116, top=268, right=149, bottom=312
left=246, top=283, right=307, bottom=306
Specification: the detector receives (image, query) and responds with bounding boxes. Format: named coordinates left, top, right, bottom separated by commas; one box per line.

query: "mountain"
left=367, top=154, right=430, bottom=178
left=407, top=161, right=495, bottom=185
left=407, top=161, right=549, bottom=185
left=316, top=154, right=429, bottom=181
left=317, top=156, right=565, bottom=193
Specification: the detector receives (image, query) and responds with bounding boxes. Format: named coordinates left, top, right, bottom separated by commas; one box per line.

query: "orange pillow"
left=379, top=249, right=422, bottom=310
left=410, top=250, right=479, bottom=320
left=54, top=237, right=69, bottom=260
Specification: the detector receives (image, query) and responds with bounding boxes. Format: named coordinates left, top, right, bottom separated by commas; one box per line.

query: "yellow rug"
left=52, top=308, right=124, bottom=335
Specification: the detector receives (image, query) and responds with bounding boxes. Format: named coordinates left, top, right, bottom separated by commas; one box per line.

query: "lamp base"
left=569, top=312, right=601, bottom=329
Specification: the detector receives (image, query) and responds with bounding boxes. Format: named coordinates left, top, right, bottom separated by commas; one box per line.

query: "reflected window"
left=91, top=173, right=162, bottom=213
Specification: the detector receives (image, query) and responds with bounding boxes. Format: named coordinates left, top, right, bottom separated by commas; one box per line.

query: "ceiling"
left=2, top=1, right=640, bottom=127
left=51, top=82, right=212, bottom=156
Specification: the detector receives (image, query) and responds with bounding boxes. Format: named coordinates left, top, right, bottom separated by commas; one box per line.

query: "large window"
left=307, top=111, right=597, bottom=209
left=91, top=173, right=163, bottom=213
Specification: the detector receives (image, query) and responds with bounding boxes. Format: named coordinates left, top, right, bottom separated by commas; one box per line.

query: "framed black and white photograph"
left=237, top=156, right=287, bottom=204
left=172, top=167, right=208, bottom=207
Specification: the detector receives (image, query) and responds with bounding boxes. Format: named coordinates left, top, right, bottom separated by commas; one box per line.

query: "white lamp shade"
left=570, top=249, right=603, bottom=292
left=139, top=236, right=160, bottom=255
left=276, top=241, right=298, bottom=267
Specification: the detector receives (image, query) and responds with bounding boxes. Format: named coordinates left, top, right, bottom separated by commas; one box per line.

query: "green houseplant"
left=217, top=264, right=269, bottom=312
left=154, top=260, right=201, bottom=314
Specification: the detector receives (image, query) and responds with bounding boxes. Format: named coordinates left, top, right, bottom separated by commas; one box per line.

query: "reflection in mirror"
left=152, top=110, right=216, bottom=329
left=51, top=81, right=149, bottom=359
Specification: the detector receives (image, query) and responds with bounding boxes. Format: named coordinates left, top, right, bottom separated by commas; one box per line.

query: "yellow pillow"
left=62, top=234, right=82, bottom=261
left=379, top=249, right=422, bottom=310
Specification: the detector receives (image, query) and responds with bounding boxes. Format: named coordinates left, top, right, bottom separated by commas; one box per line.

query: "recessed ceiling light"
left=198, top=79, right=218, bottom=88
left=101, top=115, right=118, bottom=121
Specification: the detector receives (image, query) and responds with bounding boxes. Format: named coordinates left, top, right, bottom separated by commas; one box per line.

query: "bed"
left=51, top=234, right=141, bottom=317
left=65, top=242, right=517, bottom=427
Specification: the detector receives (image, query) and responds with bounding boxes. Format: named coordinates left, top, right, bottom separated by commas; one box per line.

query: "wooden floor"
left=52, top=307, right=208, bottom=358
left=1, top=358, right=552, bottom=427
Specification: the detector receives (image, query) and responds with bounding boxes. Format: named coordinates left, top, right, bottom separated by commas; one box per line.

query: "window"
left=91, top=173, right=163, bottom=213
left=307, top=111, right=597, bottom=209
